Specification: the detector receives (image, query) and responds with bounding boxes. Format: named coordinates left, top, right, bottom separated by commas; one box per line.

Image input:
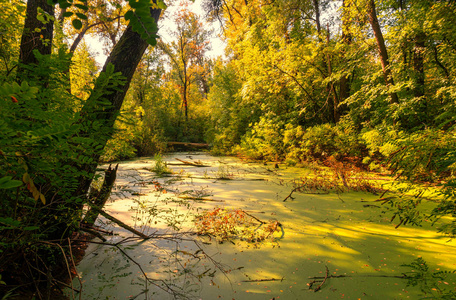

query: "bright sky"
left=88, top=0, right=225, bottom=66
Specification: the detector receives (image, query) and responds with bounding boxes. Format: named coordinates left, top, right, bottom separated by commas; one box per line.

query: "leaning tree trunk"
left=73, top=7, right=162, bottom=206
left=367, top=0, right=399, bottom=104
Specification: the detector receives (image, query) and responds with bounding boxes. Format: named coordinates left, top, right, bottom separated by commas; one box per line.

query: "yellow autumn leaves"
left=23, top=172, right=46, bottom=205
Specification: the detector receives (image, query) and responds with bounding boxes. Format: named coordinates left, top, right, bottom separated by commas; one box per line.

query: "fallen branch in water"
left=96, top=209, right=150, bottom=239
left=308, top=265, right=329, bottom=292
left=241, top=277, right=284, bottom=282
left=177, top=195, right=225, bottom=202
left=283, top=186, right=329, bottom=202
left=79, top=226, right=107, bottom=242
left=174, top=158, right=210, bottom=167
left=307, top=266, right=408, bottom=292
left=308, top=273, right=408, bottom=280
left=242, top=210, right=267, bottom=224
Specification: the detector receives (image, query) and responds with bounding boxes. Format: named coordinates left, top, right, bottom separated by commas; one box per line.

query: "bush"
left=283, top=122, right=365, bottom=164
left=236, top=114, right=285, bottom=160
left=100, top=130, right=137, bottom=162
left=362, top=127, right=456, bottom=181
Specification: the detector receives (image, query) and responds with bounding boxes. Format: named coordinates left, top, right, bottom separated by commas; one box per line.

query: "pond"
left=69, top=152, right=456, bottom=299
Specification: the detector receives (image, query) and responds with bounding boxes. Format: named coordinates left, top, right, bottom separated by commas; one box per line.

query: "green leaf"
left=147, top=37, right=157, bottom=46
left=157, top=0, right=167, bottom=9
left=23, top=226, right=40, bottom=231
left=0, top=176, right=22, bottom=189
left=74, top=3, right=88, bottom=10
left=75, top=12, right=88, bottom=20
left=72, top=19, right=83, bottom=30
left=0, top=217, right=21, bottom=227
left=124, top=10, right=134, bottom=21
left=59, top=0, right=72, bottom=9
left=63, top=11, right=74, bottom=17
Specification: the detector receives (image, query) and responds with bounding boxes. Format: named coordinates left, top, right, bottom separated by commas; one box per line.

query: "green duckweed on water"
left=70, top=153, right=456, bottom=300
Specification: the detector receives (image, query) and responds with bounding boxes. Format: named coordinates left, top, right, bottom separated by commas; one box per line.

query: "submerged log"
left=167, top=142, right=210, bottom=151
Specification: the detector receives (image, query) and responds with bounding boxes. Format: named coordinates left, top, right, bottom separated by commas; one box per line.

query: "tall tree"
left=366, top=0, right=399, bottom=104
left=13, top=0, right=163, bottom=244
left=159, top=2, right=211, bottom=122
left=18, top=0, right=55, bottom=78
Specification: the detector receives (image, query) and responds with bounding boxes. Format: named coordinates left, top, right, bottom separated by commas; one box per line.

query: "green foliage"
left=0, top=50, right=126, bottom=294
left=213, top=165, right=233, bottom=180
left=0, top=176, right=22, bottom=189
left=124, top=0, right=162, bottom=46
left=402, top=257, right=456, bottom=299
left=0, top=0, right=25, bottom=78
left=236, top=114, right=285, bottom=160
left=151, top=154, right=171, bottom=177
left=54, top=0, right=89, bottom=30
left=100, top=129, right=137, bottom=162
left=283, top=122, right=365, bottom=164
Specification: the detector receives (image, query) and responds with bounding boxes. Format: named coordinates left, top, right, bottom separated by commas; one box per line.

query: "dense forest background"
left=1, top=0, right=456, bottom=298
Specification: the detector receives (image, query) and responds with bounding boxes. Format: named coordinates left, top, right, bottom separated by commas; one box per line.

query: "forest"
left=1, top=0, right=456, bottom=298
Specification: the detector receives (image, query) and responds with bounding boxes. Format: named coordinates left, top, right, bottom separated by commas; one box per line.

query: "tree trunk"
left=82, top=164, right=118, bottom=226
left=339, top=0, right=351, bottom=104
left=18, top=0, right=55, bottom=69
left=367, top=0, right=399, bottom=104
left=73, top=7, right=162, bottom=218
left=413, top=32, right=426, bottom=98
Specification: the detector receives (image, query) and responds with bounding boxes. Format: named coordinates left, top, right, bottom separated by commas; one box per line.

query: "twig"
left=242, top=210, right=266, bottom=224
left=175, top=158, right=209, bottom=167
left=283, top=186, right=330, bottom=201
left=241, top=277, right=284, bottom=282
left=283, top=187, right=298, bottom=202
left=23, top=264, right=81, bottom=293
left=308, top=274, right=407, bottom=279
left=314, top=265, right=329, bottom=292
left=177, top=195, right=225, bottom=202
left=96, top=209, right=150, bottom=239
left=40, top=241, right=73, bottom=295
left=68, top=238, right=83, bottom=300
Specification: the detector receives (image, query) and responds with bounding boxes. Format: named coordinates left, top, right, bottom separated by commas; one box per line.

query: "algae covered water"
left=69, top=153, right=456, bottom=299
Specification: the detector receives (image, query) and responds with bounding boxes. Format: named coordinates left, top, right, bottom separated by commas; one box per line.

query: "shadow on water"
left=70, top=152, right=456, bottom=299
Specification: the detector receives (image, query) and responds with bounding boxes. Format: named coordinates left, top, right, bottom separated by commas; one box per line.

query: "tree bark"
left=19, top=0, right=55, bottom=68
left=367, top=0, right=399, bottom=104
left=73, top=6, right=162, bottom=214
left=413, top=32, right=426, bottom=98
left=82, top=164, right=119, bottom=226
left=339, top=0, right=351, bottom=104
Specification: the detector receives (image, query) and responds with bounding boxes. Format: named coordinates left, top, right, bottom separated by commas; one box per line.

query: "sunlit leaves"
left=124, top=0, right=161, bottom=46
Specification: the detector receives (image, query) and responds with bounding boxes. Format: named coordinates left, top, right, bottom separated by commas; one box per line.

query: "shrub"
left=100, top=130, right=137, bottom=162
left=236, top=114, right=285, bottom=160
left=283, top=122, right=365, bottom=164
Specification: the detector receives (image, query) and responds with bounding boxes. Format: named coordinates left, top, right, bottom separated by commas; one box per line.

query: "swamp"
left=70, top=153, right=456, bottom=299
left=1, top=0, right=456, bottom=299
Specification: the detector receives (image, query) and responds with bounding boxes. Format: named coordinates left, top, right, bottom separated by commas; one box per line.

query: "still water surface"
left=70, top=152, right=456, bottom=299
